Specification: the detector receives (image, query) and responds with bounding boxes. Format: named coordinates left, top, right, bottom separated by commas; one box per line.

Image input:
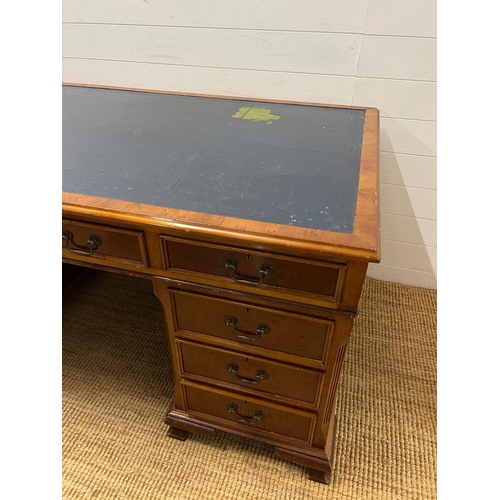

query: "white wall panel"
left=380, top=240, right=436, bottom=273
left=353, top=78, right=436, bottom=121
left=380, top=118, right=437, bottom=156
left=381, top=214, right=437, bottom=247
left=62, top=58, right=355, bottom=104
left=380, top=185, right=437, bottom=220
left=364, top=0, right=437, bottom=37
left=367, top=264, right=436, bottom=289
left=380, top=153, right=436, bottom=189
left=63, top=0, right=369, bottom=33
left=357, top=36, right=437, bottom=81
left=63, top=24, right=361, bottom=76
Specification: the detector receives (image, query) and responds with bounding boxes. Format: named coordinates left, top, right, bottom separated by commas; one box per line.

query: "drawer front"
left=172, top=291, right=332, bottom=362
left=179, top=340, right=322, bottom=406
left=183, top=383, right=314, bottom=442
left=62, top=219, right=148, bottom=267
left=162, top=237, right=345, bottom=302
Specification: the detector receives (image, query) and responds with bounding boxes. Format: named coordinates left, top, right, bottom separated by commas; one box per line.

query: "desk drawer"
left=62, top=219, right=148, bottom=267
left=183, top=383, right=314, bottom=443
left=161, top=237, right=345, bottom=303
left=172, top=291, right=332, bottom=363
left=178, top=340, right=322, bottom=406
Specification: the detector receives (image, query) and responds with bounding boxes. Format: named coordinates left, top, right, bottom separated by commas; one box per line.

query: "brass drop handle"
left=224, top=315, right=271, bottom=341
left=226, top=404, right=265, bottom=425
left=62, top=229, right=102, bottom=256
left=226, top=363, right=269, bottom=384
left=222, top=257, right=274, bottom=285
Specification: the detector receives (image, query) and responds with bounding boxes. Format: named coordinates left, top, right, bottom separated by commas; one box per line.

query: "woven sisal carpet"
left=62, top=270, right=436, bottom=500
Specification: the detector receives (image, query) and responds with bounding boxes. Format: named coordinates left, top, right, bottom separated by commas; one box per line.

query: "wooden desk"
left=62, top=84, right=380, bottom=484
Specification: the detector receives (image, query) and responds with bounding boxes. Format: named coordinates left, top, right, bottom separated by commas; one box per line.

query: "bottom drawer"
left=183, top=383, right=314, bottom=442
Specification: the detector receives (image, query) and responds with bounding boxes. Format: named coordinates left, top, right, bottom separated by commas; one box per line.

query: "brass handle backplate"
left=222, top=257, right=274, bottom=286
left=226, top=363, right=269, bottom=384
left=223, top=315, right=271, bottom=341
left=226, top=404, right=265, bottom=425
left=62, top=229, right=102, bottom=257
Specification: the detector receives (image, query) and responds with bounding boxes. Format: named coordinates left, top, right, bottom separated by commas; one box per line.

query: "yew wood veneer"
left=62, top=83, right=380, bottom=485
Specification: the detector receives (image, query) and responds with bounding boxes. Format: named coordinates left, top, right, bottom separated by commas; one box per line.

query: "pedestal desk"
left=62, top=84, right=380, bottom=484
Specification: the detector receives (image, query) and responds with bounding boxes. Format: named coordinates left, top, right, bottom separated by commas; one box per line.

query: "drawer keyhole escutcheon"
left=62, top=229, right=102, bottom=257
left=226, top=363, right=269, bottom=384
left=223, top=315, right=271, bottom=341
left=226, top=404, right=265, bottom=425
left=222, top=257, right=274, bottom=285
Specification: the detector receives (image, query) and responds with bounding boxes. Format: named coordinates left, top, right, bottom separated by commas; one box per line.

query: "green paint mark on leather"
left=232, top=106, right=281, bottom=124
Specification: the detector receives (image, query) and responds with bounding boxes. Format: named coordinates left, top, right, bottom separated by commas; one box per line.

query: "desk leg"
left=165, top=411, right=215, bottom=441
left=305, top=468, right=332, bottom=485
left=166, top=426, right=190, bottom=441
left=275, top=450, right=332, bottom=485
left=275, top=416, right=337, bottom=485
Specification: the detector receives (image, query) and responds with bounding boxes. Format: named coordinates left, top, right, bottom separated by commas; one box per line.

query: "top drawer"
left=161, top=236, right=346, bottom=303
left=62, top=219, right=148, bottom=268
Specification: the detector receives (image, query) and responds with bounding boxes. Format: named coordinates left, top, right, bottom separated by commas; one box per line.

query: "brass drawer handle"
left=222, top=257, right=274, bottom=285
left=224, top=315, right=271, bottom=341
left=226, top=363, right=269, bottom=384
left=62, top=229, right=102, bottom=257
left=226, top=404, right=265, bottom=425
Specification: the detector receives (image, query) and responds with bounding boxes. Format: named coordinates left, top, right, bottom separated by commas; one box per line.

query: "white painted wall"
left=62, top=0, right=437, bottom=289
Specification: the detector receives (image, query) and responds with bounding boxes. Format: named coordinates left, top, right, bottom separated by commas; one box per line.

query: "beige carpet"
left=62, top=270, right=436, bottom=500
